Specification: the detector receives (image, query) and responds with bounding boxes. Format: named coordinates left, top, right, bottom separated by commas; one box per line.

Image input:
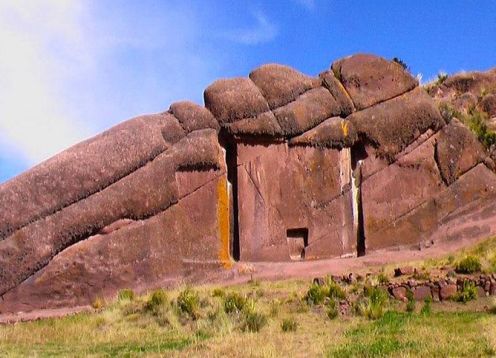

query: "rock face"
left=1, top=53, right=496, bottom=313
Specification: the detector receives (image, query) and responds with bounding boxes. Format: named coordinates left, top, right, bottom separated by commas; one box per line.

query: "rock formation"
left=1, top=54, right=496, bottom=313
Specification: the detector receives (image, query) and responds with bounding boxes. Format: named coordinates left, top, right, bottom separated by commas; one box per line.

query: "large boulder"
left=331, top=54, right=418, bottom=110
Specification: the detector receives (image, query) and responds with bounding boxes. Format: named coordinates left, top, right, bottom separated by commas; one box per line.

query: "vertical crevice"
left=351, top=144, right=367, bottom=257
left=221, top=133, right=240, bottom=261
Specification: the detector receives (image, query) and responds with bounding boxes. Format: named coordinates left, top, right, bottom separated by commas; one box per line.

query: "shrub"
left=91, top=297, right=105, bottom=310
left=146, top=289, right=168, bottom=312
left=305, top=283, right=328, bottom=305
left=212, top=288, right=225, bottom=298
left=242, top=310, right=267, bottom=332
left=489, top=299, right=496, bottom=314
left=466, top=110, right=496, bottom=149
left=305, top=279, right=346, bottom=306
left=421, top=296, right=432, bottom=315
left=327, top=279, right=346, bottom=300
left=436, top=72, right=448, bottom=85
left=281, top=317, right=298, bottom=332
left=392, top=57, right=408, bottom=70
left=356, top=287, right=388, bottom=320
left=326, top=299, right=339, bottom=320
left=377, top=273, right=389, bottom=285
left=453, top=281, right=478, bottom=303
left=117, top=289, right=135, bottom=302
left=438, top=102, right=461, bottom=123
left=177, top=288, right=200, bottom=319
left=406, top=290, right=415, bottom=313
left=223, top=292, right=246, bottom=314
left=455, top=256, right=482, bottom=274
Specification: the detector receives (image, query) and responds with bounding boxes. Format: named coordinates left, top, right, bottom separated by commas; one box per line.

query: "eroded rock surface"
left=1, top=54, right=496, bottom=313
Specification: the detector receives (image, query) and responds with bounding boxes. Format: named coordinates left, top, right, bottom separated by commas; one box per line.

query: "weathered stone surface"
left=249, top=64, right=319, bottom=109
left=319, top=71, right=355, bottom=115
left=348, top=88, right=445, bottom=159
left=394, top=267, right=414, bottom=277
left=364, top=163, right=496, bottom=251
left=439, top=284, right=457, bottom=300
left=274, top=87, right=345, bottom=136
left=226, top=112, right=283, bottom=137
left=236, top=143, right=354, bottom=261
left=391, top=286, right=407, bottom=301
left=480, top=94, right=496, bottom=117
left=331, top=54, right=418, bottom=110
left=169, top=101, right=220, bottom=133
left=204, top=78, right=269, bottom=124
left=0, top=173, right=231, bottom=312
left=435, top=119, right=486, bottom=185
left=0, top=130, right=223, bottom=297
left=289, top=117, right=357, bottom=148
left=362, top=135, right=446, bottom=248
left=413, top=285, right=432, bottom=301
left=0, top=114, right=183, bottom=240
left=1, top=54, right=496, bottom=314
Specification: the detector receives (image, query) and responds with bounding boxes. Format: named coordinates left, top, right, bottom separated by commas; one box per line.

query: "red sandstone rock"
left=273, top=87, right=345, bottom=136
left=204, top=78, right=269, bottom=124
left=348, top=88, right=445, bottom=159
left=413, top=285, right=432, bottom=301
left=0, top=113, right=183, bottom=240
left=391, top=286, right=408, bottom=301
left=289, top=117, right=357, bottom=148
left=331, top=54, right=418, bottom=110
left=480, top=94, right=496, bottom=117
left=249, top=63, right=319, bottom=109
left=169, top=101, right=220, bottom=133
left=1, top=54, right=496, bottom=314
left=435, top=119, right=486, bottom=185
left=439, top=284, right=457, bottom=300
left=394, top=267, right=414, bottom=277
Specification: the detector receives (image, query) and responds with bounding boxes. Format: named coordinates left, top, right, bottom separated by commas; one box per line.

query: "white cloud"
left=0, top=1, right=221, bottom=172
left=0, top=0, right=92, bottom=164
left=225, top=10, right=278, bottom=45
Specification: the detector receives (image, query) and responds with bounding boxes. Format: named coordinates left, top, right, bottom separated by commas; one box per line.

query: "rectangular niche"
left=286, top=228, right=308, bottom=261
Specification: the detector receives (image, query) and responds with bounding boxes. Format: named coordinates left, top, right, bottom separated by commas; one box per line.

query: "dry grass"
left=1, top=238, right=496, bottom=357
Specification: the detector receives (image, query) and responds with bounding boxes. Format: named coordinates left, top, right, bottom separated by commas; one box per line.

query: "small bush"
left=242, top=310, right=267, bottom=332
left=146, top=289, right=168, bottom=312
left=356, top=287, right=388, bottom=320
left=488, top=299, right=496, bottom=314
left=447, top=255, right=455, bottom=265
left=91, top=297, right=105, bottom=310
left=377, top=273, right=389, bottom=285
left=455, top=256, right=482, bottom=274
left=223, top=292, right=246, bottom=314
left=326, top=299, right=339, bottom=320
left=212, top=288, right=225, bottom=298
left=117, top=289, right=135, bottom=302
left=392, top=57, right=408, bottom=70
left=464, top=109, right=496, bottom=149
left=453, top=281, right=478, bottom=303
left=305, top=283, right=328, bottom=305
left=177, top=288, right=200, bottom=319
left=436, top=72, right=448, bottom=85
left=305, top=279, right=346, bottom=306
left=281, top=317, right=298, bottom=332
left=406, top=290, right=416, bottom=313
left=421, top=296, right=432, bottom=315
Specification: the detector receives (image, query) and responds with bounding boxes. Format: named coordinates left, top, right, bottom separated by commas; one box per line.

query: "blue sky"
left=1, top=0, right=495, bottom=183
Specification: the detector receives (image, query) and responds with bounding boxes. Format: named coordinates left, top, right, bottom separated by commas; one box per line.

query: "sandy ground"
left=0, top=235, right=486, bottom=324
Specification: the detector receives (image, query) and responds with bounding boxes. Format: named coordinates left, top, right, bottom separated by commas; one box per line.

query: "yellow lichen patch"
left=341, top=120, right=349, bottom=137
left=217, top=177, right=232, bottom=268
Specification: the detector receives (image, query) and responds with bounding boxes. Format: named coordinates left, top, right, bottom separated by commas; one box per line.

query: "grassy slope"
left=1, top=238, right=496, bottom=357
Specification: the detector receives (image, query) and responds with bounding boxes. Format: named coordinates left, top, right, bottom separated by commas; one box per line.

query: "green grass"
left=2, top=237, right=496, bottom=357
left=328, top=311, right=495, bottom=357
